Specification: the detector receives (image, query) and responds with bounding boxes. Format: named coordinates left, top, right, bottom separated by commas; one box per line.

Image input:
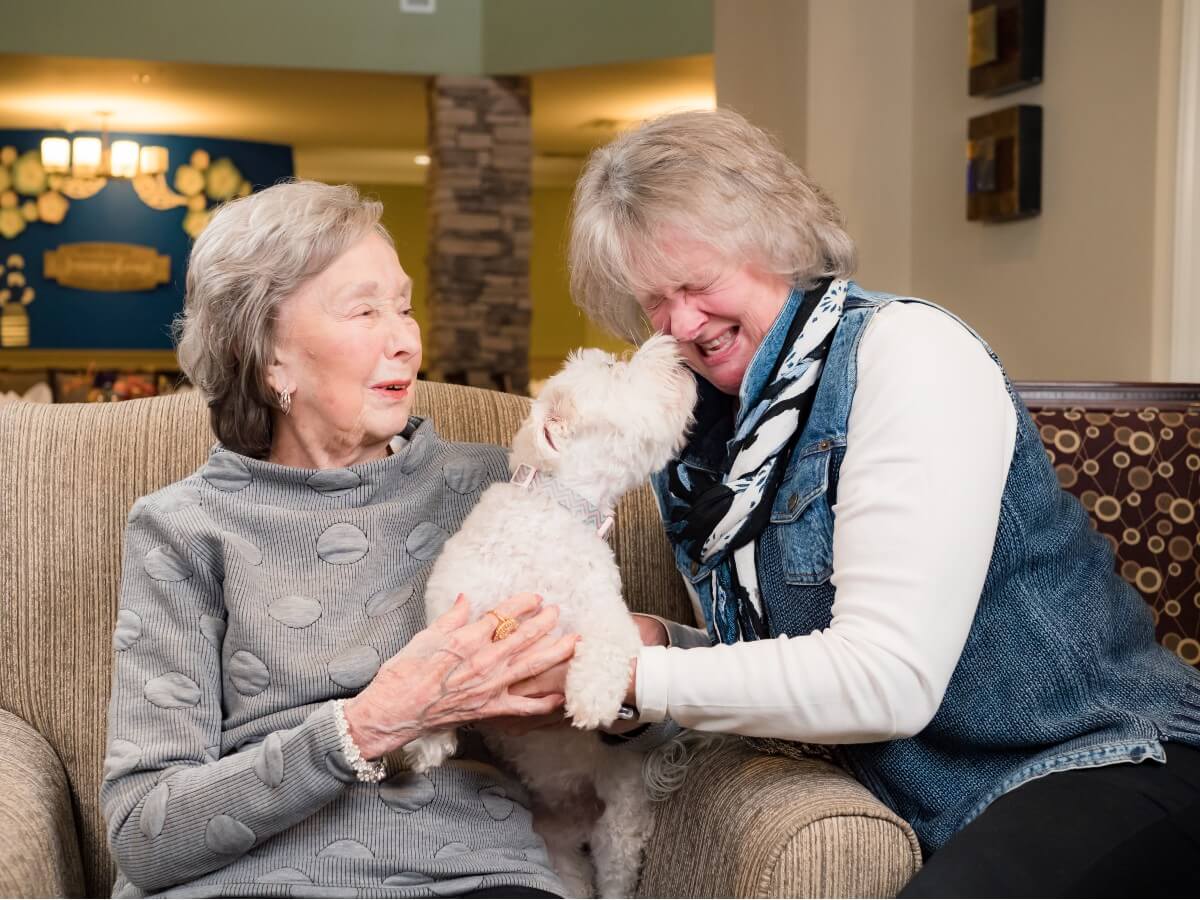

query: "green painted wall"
left=0, top=0, right=710, bottom=76
left=482, top=0, right=713, bottom=73
left=0, top=0, right=482, bottom=74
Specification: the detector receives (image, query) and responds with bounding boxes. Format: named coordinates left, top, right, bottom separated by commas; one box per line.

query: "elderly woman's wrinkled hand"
left=488, top=612, right=666, bottom=735
left=343, top=593, right=576, bottom=759
left=486, top=660, right=572, bottom=734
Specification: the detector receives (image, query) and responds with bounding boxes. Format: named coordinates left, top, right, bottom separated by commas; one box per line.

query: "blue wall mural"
left=0, top=129, right=293, bottom=349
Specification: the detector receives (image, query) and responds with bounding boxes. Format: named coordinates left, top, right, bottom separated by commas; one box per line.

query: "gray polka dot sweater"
left=100, top=418, right=565, bottom=899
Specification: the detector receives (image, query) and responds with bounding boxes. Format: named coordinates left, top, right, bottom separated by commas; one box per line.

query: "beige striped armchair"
left=0, top=384, right=920, bottom=898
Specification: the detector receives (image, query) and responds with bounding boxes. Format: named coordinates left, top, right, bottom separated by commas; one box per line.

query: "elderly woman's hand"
left=343, top=593, right=576, bottom=759
left=490, top=612, right=668, bottom=735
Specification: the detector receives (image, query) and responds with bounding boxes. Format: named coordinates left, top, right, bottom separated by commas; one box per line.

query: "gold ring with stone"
left=487, top=610, right=519, bottom=642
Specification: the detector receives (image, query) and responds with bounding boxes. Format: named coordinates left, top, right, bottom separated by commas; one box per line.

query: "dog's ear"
left=538, top=392, right=578, bottom=455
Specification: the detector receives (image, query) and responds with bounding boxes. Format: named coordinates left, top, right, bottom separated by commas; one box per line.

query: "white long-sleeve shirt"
left=635, top=302, right=1018, bottom=743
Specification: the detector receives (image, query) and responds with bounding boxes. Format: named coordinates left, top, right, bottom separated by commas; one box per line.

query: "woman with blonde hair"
left=569, top=108, right=1200, bottom=895
left=101, top=180, right=574, bottom=898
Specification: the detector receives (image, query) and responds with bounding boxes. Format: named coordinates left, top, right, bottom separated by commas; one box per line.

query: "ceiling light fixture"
left=39, top=137, right=70, bottom=174
left=70, top=136, right=102, bottom=178
left=39, top=112, right=169, bottom=180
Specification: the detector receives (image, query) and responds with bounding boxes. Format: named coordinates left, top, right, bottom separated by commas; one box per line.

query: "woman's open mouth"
left=371, top=380, right=411, bottom=399
left=697, top=327, right=738, bottom=362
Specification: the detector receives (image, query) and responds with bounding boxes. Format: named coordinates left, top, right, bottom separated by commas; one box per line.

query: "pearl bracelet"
left=331, top=699, right=387, bottom=783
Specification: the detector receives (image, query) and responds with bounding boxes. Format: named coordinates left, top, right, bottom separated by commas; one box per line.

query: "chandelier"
left=39, top=114, right=168, bottom=180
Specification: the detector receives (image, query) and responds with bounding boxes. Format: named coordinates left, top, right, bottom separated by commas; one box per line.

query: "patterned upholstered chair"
left=5, top=380, right=1195, bottom=900
left=1016, top=382, right=1200, bottom=669
left=0, top=386, right=920, bottom=900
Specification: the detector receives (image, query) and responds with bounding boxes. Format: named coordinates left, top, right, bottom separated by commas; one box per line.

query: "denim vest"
left=651, top=283, right=1200, bottom=854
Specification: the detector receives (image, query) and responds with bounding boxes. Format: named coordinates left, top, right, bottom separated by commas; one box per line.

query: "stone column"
left=426, top=75, right=532, bottom=394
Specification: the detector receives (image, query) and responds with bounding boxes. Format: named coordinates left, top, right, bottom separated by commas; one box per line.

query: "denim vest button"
left=817, top=439, right=831, bottom=451
left=787, top=494, right=800, bottom=513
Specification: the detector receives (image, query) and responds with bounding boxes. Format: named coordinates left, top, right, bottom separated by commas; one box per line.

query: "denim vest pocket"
left=770, top=443, right=835, bottom=522
left=672, top=533, right=718, bottom=585
left=685, top=555, right=718, bottom=585
left=770, top=446, right=836, bottom=585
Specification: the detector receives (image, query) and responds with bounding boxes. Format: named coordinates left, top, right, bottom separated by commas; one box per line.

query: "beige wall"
left=715, top=0, right=1177, bottom=381
left=806, top=0, right=915, bottom=294
left=714, top=0, right=808, bottom=162
left=910, top=0, right=1166, bottom=381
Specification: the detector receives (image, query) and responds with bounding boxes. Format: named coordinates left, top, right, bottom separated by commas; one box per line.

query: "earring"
left=278, top=388, right=292, bottom=415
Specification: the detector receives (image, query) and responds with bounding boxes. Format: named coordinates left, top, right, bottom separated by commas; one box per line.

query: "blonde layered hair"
left=568, top=108, right=857, bottom=342
left=174, top=180, right=392, bottom=458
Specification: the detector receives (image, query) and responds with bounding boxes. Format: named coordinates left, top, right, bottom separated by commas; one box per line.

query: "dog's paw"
left=402, top=731, right=458, bottom=773
left=560, top=871, right=596, bottom=899
left=596, top=869, right=637, bottom=899
left=565, top=685, right=622, bottom=730
left=564, top=640, right=638, bottom=730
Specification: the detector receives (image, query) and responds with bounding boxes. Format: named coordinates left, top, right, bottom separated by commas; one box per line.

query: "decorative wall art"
left=0, top=148, right=68, bottom=239
left=0, top=143, right=251, bottom=240
left=966, top=0, right=1044, bottom=222
left=0, top=254, right=35, bottom=348
left=967, top=105, right=1042, bottom=222
left=132, top=149, right=252, bottom=238
left=0, top=130, right=292, bottom=349
left=44, top=243, right=170, bottom=292
left=968, top=0, right=1045, bottom=97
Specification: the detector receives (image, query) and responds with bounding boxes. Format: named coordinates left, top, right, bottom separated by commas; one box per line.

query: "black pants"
left=900, top=742, right=1200, bottom=897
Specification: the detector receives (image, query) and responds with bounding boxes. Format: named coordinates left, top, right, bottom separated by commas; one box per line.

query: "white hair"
left=568, top=108, right=857, bottom=342
left=173, top=179, right=392, bottom=458
left=643, top=732, right=730, bottom=801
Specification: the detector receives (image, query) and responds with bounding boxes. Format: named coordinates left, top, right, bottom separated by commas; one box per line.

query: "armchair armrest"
left=638, top=741, right=921, bottom=898
left=0, top=708, right=85, bottom=898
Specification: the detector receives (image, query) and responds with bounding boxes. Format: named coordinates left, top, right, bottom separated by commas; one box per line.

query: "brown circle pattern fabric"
left=1029, top=405, right=1200, bottom=667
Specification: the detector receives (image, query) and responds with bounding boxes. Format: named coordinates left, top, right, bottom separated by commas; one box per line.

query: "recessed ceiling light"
left=414, top=154, right=431, bottom=166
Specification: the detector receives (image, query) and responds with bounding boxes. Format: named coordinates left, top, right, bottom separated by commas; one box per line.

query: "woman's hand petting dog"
left=490, top=661, right=572, bottom=734
left=343, top=593, right=578, bottom=759
left=492, top=613, right=670, bottom=735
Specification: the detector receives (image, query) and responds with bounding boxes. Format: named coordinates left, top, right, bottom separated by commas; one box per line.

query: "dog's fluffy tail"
left=642, top=730, right=729, bottom=801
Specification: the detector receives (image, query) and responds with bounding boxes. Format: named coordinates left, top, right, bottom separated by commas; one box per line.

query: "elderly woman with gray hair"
left=569, top=108, right=1200, bottom=895
left=100, top=180, right=575, bottom=899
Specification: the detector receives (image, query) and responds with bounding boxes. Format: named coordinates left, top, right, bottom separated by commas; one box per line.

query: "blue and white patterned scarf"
left=667, top=279, right=848, bottom=643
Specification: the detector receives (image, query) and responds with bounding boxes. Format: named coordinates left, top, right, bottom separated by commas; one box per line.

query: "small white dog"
left=407, top=334, right=698, bottom=898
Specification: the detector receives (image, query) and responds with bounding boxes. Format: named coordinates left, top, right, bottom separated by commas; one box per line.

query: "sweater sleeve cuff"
left=634, top=644, right=671, bottom=723
left=638, top=613, right=712, bottom=649
left=289, top=700, right=362, bottom=783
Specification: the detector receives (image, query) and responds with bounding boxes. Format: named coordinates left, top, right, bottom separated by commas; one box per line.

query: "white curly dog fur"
left=405, top=334, right=698, bottom=897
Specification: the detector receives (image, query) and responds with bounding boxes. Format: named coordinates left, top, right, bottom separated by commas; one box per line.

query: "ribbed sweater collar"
left=196, top=416, right=446, bottom=509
